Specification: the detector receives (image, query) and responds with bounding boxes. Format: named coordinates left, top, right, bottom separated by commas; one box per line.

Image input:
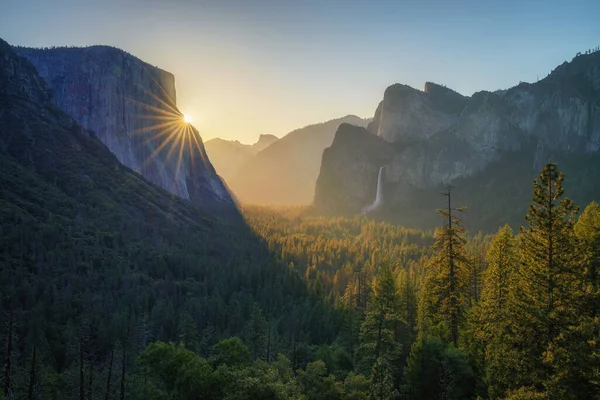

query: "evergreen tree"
left=401, top=337, right=475, bottom=400
left=177, top=312, right=199, bottom=352
left=509, top=163, right=579, bottom=393
left=575, top=201, right=600, bottom=315
left=355, top=265, right=402, bottom=396
left=244, top=305, right=268, bottom=361
left=477, top=224, right=518, bottom=397
left=542, top=201, right=600, bottom=399
left=395, top=268, right=418, bottom=375
left=422, top=188, right=468, bottom=346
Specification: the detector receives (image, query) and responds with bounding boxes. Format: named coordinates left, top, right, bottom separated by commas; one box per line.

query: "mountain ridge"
left=314, top=49, right=600, bottom=231
left=13, top=44, right=235, bottom=214
left=228, top=114, right=370, bottom=205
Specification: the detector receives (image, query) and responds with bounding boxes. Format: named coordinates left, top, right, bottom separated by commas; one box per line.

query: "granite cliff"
left=14, top=45, right=234, bottom=213
left=315, top=50, right=600, bottom=231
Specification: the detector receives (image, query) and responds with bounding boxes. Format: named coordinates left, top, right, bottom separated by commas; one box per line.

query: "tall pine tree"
left=476, top=224, right=518, bottom=398
left=509, top=163, right=579, bottom=394
left=355, top=265, right=402, bottom=397
left=422, top=187, right=468, bottom=346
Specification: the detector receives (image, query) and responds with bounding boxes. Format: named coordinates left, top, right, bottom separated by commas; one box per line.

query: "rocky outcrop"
left=314, top=124, right=394, bottom=213
left=367, top=83, right=468, bottom=142
left=229, top=115, right=370, bottom=205
left=14, top=45, right=234, bottom=212
left=205, top=133, right=278, bottom=183
left=315, top=50, right=600, bottom=230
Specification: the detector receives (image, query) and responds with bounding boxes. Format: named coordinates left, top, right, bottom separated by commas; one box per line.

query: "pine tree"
left=396, top=268, right=418, bottom=373
left=245, top=305, right=268, bottom=360
left=177, top=312, right=199, bottom=352
left=2, top=311, right=14, bottom=399
left=477, top=224, right=518, bottom=398
left=355, top=265, right=402, bottom=395
left=542, top=201, right=600, bottom=398
left=575, top=201, right=600, bottom=315
left=509, top=163, right=579, bottom=392
left=422, top=187, right=468, bottom=346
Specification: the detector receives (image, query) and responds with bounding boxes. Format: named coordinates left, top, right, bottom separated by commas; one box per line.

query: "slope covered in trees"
left=2, top=38, right=600, bottom=399
left=0, top=38, right=341, bottom=399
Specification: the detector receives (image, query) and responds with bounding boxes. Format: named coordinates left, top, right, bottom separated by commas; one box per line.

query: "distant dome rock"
left=255, top=134, right=279, bottom=147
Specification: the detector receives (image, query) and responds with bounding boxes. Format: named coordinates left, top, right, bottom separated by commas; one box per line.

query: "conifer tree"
left=509, top=163, right=579, bottom=392
left=477, top=224, right=518, bottom=397
left=245, top=305, right=268, bottom=360
left=423, top=187, right=468, bottom=346
left=574, top=201, right=600, bottom=315
left=542, top=201, right=600, bottom=398
left=355, top=265, right=402, bottom=394
left=396, top=268, right=418, bottom=372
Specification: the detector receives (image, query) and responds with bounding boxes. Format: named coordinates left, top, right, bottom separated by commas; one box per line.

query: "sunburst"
left=126, top=76, right=210, bottom=184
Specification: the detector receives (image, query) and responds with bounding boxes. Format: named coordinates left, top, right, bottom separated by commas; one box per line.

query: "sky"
left=1, top=0, right=599, bottom=144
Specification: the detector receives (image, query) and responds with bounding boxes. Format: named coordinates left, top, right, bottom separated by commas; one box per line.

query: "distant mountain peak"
left=254, top=133, right=278, bottom=148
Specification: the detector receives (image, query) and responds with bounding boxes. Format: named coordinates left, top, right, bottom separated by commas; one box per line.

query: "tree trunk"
left=79, top=338, right=85, bottom=400
left=88, top=358, right=93, bottom=400
left=28, top=346, right=37, bottom=400
left=104, top=350, right=114, bottom=400
left=3, top=310, right=13, bottom=398
left=266, top=320, right=271, bottom=363
left=119, top=345, right=126, bottom=400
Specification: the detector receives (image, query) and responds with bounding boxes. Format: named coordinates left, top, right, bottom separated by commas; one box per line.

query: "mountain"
left=314, top=51, right=600, bottom=232
left=0, top=38, right=344, bottom=397
left=13, top=45, right=234, bottom=213
left=205, top=133, right=278, bottom=182
left=229, top=115, right=370, bottom=205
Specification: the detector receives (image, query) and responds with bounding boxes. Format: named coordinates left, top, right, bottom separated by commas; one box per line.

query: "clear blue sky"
left=2, top=0, right=599, bottom=143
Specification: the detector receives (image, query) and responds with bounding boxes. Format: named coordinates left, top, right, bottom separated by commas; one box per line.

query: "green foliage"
left=507, top=163, right=580, bottom=390
left=2, top=70, right=600, bottom=400
left=473, top=224, right=519, bottom=397
left=421, top=200, right=469, bottom=346
left=342, top=372, right=370, bottom=400
left=401, top=337, right=475, bottom=400
left=575, top=201, right=600, bottom=315
left=296, top=360, right=343, bottom=400
left=211, top=337, right=250, bottom=368
left=137, top=342, right=217, bottom=399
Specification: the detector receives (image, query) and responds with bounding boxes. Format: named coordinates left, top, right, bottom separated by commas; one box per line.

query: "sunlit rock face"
left=14, top=45, right=234, bottom=212
left=315, top=51, right=600, bottom=218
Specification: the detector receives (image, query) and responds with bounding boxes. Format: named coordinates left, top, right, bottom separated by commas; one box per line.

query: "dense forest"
left=3, top=162, right=600, bottom=399
left=2, top=36, right=599, bottom=400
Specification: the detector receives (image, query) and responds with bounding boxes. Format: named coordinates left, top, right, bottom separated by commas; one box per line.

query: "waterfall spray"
left=362, top=166, right=384, bottom=214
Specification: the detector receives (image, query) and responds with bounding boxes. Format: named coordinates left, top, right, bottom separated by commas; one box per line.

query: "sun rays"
left=126, top=77, right=211, bottom=184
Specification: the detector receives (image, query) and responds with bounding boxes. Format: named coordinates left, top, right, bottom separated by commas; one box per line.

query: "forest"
left=2, top=162, right=599, bottom=399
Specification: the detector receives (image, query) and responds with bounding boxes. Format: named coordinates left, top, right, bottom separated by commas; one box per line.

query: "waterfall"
left=374, top=166, right=384, bottom=206
left=362, top=166, right=384, bottom=214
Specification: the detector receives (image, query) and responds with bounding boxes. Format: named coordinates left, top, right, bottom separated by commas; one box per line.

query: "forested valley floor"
left=2, top=163, right=600, bottom=399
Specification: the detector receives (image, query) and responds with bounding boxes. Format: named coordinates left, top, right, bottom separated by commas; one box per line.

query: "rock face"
left=314, top=124, right=394, bottom=213
left=315, top=51, right=600, bottom=231
left=367, top=82, right=468, bottom=142
left=205, top=133, right=278, bottom=183
left=14, top=45, right=234, bottom=213
left=229, top=115, right=370, bottom=205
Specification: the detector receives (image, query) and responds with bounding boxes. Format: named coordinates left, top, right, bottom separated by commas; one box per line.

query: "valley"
left=1, top=3, right=600, bottom=397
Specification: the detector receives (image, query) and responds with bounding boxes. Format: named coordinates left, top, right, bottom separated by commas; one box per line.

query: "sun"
left=183, top=114, right=192, bottom=123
